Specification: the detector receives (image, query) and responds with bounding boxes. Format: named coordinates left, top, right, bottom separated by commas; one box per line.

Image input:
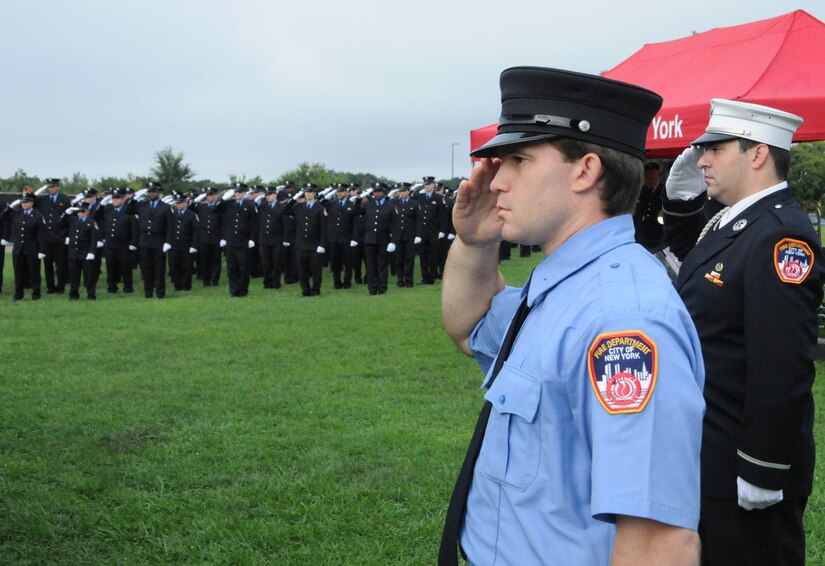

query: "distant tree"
left=63, top=172, right=91, bottom=196
left=150, top=147, right=196, bottom=195
left=0, top=169, right=41, bottom=193
left=790, top=141, right=825, bottom=207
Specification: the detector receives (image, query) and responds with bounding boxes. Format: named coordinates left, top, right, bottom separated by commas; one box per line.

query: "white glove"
left=96, top=240, right=104, bottom=248
left=38, top=253, right=46, bottom=259
left=219, top=239, right=227, bottom=248
left=666, top=146, right=707, bottom=201
left=65, top=237, right=70, bottom=245
left=348, top=196, right=357, bottom=203
left=283, top=241, right=291, bottom=247
left=438, top=231, right=445, bottom=239
left=162, top=243, right=172, bottom=253
left=316, top=246, right=325, bottom=254
left=10, top=199, right=21, bottom=209
left=65, top=207, right=78, bottom=215
left=189, top=247, right=197, bottom=254
left=448, top=233, right=456, bottom=240
left=128, top=245, right=137, bottom=251
left=414, top=236, right=422, bottom=245
left=293, top=190, right=304, bottom=200
left=386, top=243, right=396, bottom=253
left=0, top=239, right=10, bottom=246
left=101, top=195, right=112, bottom=206
left=737, top=477, right=783, bottom=511
left=248, top=240, right=255, bottom=249
left=85, top=252, right=95, bottom=261
left=34, top=184, right=48, bottom=196
left=350, top=240, right=358, bottom=247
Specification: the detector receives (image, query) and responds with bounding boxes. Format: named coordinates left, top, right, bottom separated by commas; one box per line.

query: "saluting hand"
left=453, top=157, right=503, bottom=247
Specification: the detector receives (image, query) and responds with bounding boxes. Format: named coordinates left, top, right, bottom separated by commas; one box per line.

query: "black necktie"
left=439, top=289, right=533, bottom=565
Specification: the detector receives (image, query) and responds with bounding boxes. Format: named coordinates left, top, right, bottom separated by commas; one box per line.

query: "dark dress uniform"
left=391, top=197, right=420, bottom=287
left=194, top=199, right=224, bottom=286
left=137, top=198, right=173, bottom=298
left=667, top=188, right=824, bottom=566
left=35, top=191, right=71, bottom=293
left=258, top=199, right=288, bottom=289
left=290, top=201, right=327, bottom=296
left=351, top=198, right=366, bottom=284
left=633, top=183, right=665, bottom=250
left=416, top=191, right=446, bottom=284
left=439, top=195, right=455, bottom=277
left=223, top=199, right=258, bottom=297
left=1, top=206, right=45, bottom=300
left=100, top=202, right=138, bottom=293
left=63, top=213, right=99, bottom=299
left=0, top=201, right=8, bottom=293
left=360, top=197, right=393, bottom=294
left=282, top=202, right=298, bottom=284
left=168, top=208, right=200, bottom=291
left=323, top=196, right=357, bottom=288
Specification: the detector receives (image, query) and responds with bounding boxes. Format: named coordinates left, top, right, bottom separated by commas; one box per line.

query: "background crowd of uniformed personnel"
left=0, top=176, right=468, bottom=301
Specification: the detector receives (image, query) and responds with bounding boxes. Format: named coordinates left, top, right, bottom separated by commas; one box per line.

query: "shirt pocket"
left=479, top=363, right=541, bottom=491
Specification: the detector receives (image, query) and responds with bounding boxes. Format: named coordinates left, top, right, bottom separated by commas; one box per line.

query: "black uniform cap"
left=21, top=192, right=35, bottom=202
left=303, top=183, right=318, bottom=192
left=372, top=182, right=388, bottom=192
left=423, top=176, right=435, bottom=183
left=472, top=67, right=662, bottom=160
left=233, top=182, right=248, bottom=191
left=146, top=181, right=161, bottom=191
left=110, top=189, right=125, bottom=198
left=46, top=178, right=61, bottom=186
left=644, top=162, right=661, bottom=171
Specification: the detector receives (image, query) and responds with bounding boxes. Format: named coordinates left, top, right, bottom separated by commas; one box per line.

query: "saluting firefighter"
left=359, top=182, right=394, bottom=295
left=390, top=182, right=421, bottom=287
left=348, top=183, right=366, bottom=284
left=194, top=187, right=224, bottom=286
left=288, top=183, right=327, bottom=297
left=664, top=99, right=825, bottom=566
left=258, top=186, right=288, bottom=289
left=35, top=178, right=71, bottom=294
left=61, top=202, right=100, bottom=300
left=415, top=175, right=446, bottom=284
left=0, top=191, right=45, bottom=301
left=322, top=183, right=357, bottom=289
left=222, top=182, right=258, bottom=297
left=136, top=181, right=172, bottom=299
left=99, top=189, right=138, bottom=294
left=168, top=193, right=200, bottom=291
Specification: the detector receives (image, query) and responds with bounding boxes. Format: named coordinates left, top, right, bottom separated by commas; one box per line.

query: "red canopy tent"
left=470, top=10, right=825, bottom=158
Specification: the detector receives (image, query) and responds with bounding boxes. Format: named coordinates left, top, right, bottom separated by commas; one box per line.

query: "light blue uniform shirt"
left=463, top=215, right=705, bottom=565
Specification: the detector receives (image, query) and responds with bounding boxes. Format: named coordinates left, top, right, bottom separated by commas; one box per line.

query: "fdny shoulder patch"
left=774, top=238, right=814, bottom=284
left=588, top=331, right=658, bottom=414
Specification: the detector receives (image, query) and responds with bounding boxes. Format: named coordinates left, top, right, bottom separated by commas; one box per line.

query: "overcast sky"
left=2, top=1, right=823, bottom=184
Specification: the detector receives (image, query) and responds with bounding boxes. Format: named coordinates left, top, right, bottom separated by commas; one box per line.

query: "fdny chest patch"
left=588, top=331, right=658, bottom=414
left=774, top=238, right=814, bottom=284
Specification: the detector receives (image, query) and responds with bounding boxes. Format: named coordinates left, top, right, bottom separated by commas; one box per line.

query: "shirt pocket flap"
left=484, top=364, right=540, bottom=423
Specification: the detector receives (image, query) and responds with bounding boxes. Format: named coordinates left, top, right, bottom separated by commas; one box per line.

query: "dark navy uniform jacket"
left=2, top=208, right=45, bottom=255
left=169, top=209, right=200, bottom=251
left=359, top=198, right=393, bottom=246
left=63, top=215, right=99, bottom=259
left=195, top=200, right=224, bottom=245
left=35, top=193, right=72, bottom=243
left=323, top=198, right=357, bottom=244
left=291, top=202, right=327, bottom=251
left=137, top=199, right=173, bottom=248
left=391, top=198, right=421, bottom=243
left=415, top=191, right=446, bottom=242
left=670, top=188, right=824, bottom=500
left=258, top=200, right=288, bottom=245
left=223, top=199, right=258, bottom=247
left=100, top=204, right=137, bottom=249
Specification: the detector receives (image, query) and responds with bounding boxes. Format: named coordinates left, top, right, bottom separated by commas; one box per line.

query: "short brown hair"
left=737, top=138, right=791, bottom=180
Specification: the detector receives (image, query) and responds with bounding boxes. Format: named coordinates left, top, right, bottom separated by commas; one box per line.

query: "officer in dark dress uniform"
left=359, top=182, right=393, bottom=295
left=289, top=183, right=327, bottom=296
left=416, top=176, right=446, bottom=284
left=194, top=187, right=224, bottom=286
left=62, top=202, right=99, bottom=300
left=437, top=183, right=454, bottom=278
left=633, top=162, right=665, bottom=250
left=663, top=99, right=824, bottom=566
left=223, top=183, right=258, bottom=297
left=258, top=187, right=288, bottom=289
left=247, top=185, right=265, bottom=279
left=99, top=189, right=137, bottom=293
left=35, top=178, right=71, bottom=294
left=1, top=192, right=45, bottom=300
left=168, top=194, right=200, bottom=291
left=348, top=183, right=366, bottom=284
left=391, top=182, right=420, bottom=287
left=323, top=183, right=357, bottom=289
left=136, top=182, right=172, bottom=299
left=281, top=181, right=299, bottom=284
left=0, top=200, right=9, bottom=294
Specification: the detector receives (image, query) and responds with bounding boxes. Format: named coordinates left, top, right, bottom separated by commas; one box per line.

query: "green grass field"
left=1, top=253, right=824, bottom=564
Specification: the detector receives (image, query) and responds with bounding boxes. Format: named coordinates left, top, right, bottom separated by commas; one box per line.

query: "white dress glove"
left=0, top=239, right=10, bottom=246
left=737, top=477, right=783, bottom=511
left=219, top=239, right=227, bottom=248
left=248, top=240, right=255, bottom=249
left=38, top=252, right=46, bottom=259
left=65, top=207, right=78, bottom=215
left=85, top=252, right=95, bottom=261
left=386, top=243, right=396, bottom=253
left=448, top=233, right=456, bottom=240
left=189, top=247, right=197, bottom=254
left=666, top=146, right=707, bottom=201
left=414, top=236, right=422, bottom=244
left=316, top=246, right=325, bottom=254
left=96, top=240, right=104, bottom=248
left=162, top=243, right=172, bottom=253
left=65, top=237, right=70, bottom=245
left=438, top=232, right=445, bottom=239
left=283, top=241, right=291, bottom=247
left=350, top=240, right=358, bottom=248
left=10, top=199, right=21, bottom=209
left=128, top=245, right=137, bottom=251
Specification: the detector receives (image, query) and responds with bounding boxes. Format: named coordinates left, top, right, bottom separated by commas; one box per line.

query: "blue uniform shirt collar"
left=525, top=215, right=635, bottom=307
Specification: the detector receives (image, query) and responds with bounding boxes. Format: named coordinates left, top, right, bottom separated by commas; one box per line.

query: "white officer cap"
left=692, top=98, right=803, bottom=150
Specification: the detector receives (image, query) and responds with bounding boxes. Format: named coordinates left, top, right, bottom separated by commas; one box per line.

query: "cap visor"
left=691, top=132, right=737, bottom=146
left=470, top=132, right=559, bottom=158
